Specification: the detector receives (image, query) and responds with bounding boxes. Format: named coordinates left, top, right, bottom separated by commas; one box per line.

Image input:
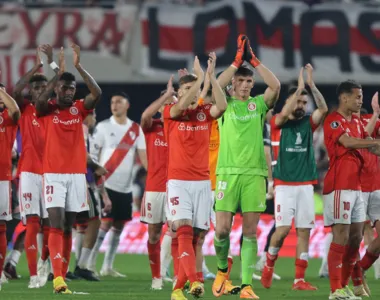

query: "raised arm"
left=141, top=76, right=174, bottom=129
left=207, top=52, right=227, bottom=119
left=305, top=64, right=328, bottom=126
left=169, top=56, right=204, bottom=119
left=0, top=88, right=20, bottom=123
left=40, top=44, right=61, bottom=74
left=245, top=39, right=281, bottom=109
left=217, top=34, right=246, bottom=89
left=275, top=68, right=304, bottom=127
left=71, top=43, right=102, bottom=110
left=365, top=92, right=380, bottom=136
left=35, top=48, right=65, bottom=117
left=13, top=48, right=43, bottom=107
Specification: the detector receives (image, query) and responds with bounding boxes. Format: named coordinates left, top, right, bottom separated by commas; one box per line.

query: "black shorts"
left=102, top=188, right=133, bottom=222
left=76, top=187, right=100, bottom=223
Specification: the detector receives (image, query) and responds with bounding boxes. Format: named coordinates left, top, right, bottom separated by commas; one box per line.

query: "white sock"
left=9, top=250, right=21, bottom=267
left=88, top=228, right=107, bottom=270
left=37, top=233, right=43, bottom=257
left=202, top=258, right=210, bottom=274
left=160, top=233, right=172, bottom=277
left=102, top=229, right=121, bottom=271
left=75, top=232, right=85, bottom=265
left=78, top=248, right=92, bottom=269
left=320, top=232, right=333, bottom=274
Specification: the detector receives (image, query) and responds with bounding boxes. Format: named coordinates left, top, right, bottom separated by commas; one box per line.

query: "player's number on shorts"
left=218, top=181, right=227, bottom=190
left=46, top=185, right=54, bottom=195
left=343, top=201, right=350, bottom=211
left=170, top=197, right=179, bottom=206
left=147, top=203, right=151, bottom=211
left=277, top=204, right=281, bottom=213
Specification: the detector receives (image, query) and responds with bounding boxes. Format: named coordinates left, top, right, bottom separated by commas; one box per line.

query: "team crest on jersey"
left=0, top=116, right=3, bottom=125
left=70, top=107, right=79, bottom=115
left=330, top=121, right=340, bottom=129
left=248, top=102, right=256, bottom=111
left=216, top=192, right=224, bottom=200
left=129, top=131, right=136, bottom=140
left=197, top=112, right=206, bottom=122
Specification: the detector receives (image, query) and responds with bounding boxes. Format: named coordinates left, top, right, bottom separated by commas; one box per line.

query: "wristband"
left=49, top=61, right=59, bottom=70
left=268, top=180, right=274, bottom=188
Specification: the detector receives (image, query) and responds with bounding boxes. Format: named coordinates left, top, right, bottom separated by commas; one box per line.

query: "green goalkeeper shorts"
left=214, top=174, right=266, bottom=214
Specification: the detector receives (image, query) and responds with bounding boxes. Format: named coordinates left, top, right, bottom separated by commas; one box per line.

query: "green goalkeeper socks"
left=241, top=236, right=257, bottom=286
left=214, top=236, right=230, bottom=271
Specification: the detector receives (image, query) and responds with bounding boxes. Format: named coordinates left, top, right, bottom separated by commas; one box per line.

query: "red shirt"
left=144, top=119, right=168, bottom=192
left=360, top=114, right=380, bottom=192
left=163, top=103, right=213, bottom=181
left=0, top=109, right=17, bottom=181
left=18, top=101, right=44, bottom=175
left=39, top=99, right=93, bottom=174
left=323, top=112, right=367, bottom=194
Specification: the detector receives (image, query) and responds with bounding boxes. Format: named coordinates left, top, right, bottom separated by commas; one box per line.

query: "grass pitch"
left=1, top=254, right=379, bottom=299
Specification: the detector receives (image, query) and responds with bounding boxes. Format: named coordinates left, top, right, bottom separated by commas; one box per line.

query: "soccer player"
left=260, top=65, right=327, bottom=290
left=139, top=77, right=174, bottom=289
left=166, top=53, right=227, bottom=300
left=12, top=46, right=53, bottom=288
left=212, top=37, right=281, bottom=299
left=0, top=84, right=21, bottom=291
left=88, top=93, right=147, bottom=277
left=35, top=43, right=102, bottom=294
left=323, top=80, right=380, bottom=299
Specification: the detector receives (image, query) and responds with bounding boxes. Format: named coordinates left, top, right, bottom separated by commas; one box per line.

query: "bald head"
left=111, top=95, right=130, bottom=117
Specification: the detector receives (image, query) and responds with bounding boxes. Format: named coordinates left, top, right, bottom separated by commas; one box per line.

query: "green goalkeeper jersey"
left=216, top=95, right=269, bottom=177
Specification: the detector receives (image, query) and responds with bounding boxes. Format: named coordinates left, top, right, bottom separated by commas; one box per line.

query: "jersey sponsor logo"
left=228, top=112, right=258, bottom=121
left=285, top=131, right=307, bottom=153
left=177, top=122, right=209, bottom=131
left=248, top=102, right=256, bottom=111
left=154, top=138, right=168, bottom=147
left=0, top=127, right=5, bottom=133
left=0, top=116, right=3, bottom=124
left=70, top=107, right=79, bottom=115
left=52, top=116, right=80, bottom=125
left=196, top=112, right=206, bottom=122
left=330, top=121, right=340, bottom=129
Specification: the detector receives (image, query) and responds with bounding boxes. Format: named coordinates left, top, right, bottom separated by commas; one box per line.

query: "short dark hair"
left=336, top=80, right=362, bottom=97
left=179, top=74, right=197, bottom=87
left=288, top=86, right=308, bottom=97
left=59, top=72, right=76, bottom=82
left=113, top=92, right=129, bottom=100
left=0, top=82, right=5, bottom=88
left=235, top=66, right=254, bottom=77
left=29, top=73, right=47, bottom=84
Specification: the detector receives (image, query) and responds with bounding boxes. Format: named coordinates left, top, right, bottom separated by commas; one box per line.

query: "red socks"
left=171, top=237, right=179, bottom=277
left=0, top=224, right=6, bottom=277
left=351, top=261, right=363, bottom=287
left=177, top=225, right=197, bottom=284
left=49, top=228, right=63, bottom=279
left=25, top=216, right=40, bottom=276
left=295, top=259, right=308, bottom=281
left=328, top=242, right=345, bottom=292
left=360, top=250, right=379, bottom=271
left=62, top=232, right=72, bottom=277
left=147, top=241, right=161, bottom=279
left=266, top=252, right=278, bottom=268
left=41, top=226, right=50, bottom=261
left=341, top=246, right=359, bottom=287
left=227, top=256, right=233, bottom=279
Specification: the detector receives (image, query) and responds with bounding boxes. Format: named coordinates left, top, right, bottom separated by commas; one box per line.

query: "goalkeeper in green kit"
left=212, top=39, right=281, bottom=299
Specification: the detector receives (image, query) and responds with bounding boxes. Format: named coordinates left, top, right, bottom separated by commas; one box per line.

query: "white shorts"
left=140, top=191, right=167, bottom=224
left=274, top=185, right=315, bottom=228
left=43, top=173, right=88, bottom=213
left=19, top=172, right=48, bottom=220
left=362, top=191, right=380, bottom=224
left=167, top=179, right=211, bottom=231
left=211, top=190, right=216, bottom=228
left=323, top=190, right=365, bottom=226
left=0, top=181, right=12, bottom=221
